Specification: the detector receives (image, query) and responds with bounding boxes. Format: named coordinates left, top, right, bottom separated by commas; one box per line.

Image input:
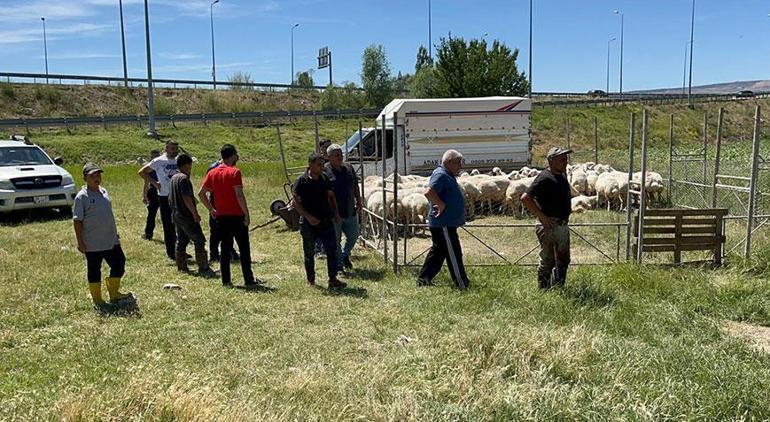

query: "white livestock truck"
left=342, top=97, right=531, bottom=176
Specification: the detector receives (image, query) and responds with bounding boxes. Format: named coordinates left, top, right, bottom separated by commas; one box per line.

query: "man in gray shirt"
left=73, top=163, right=133, bottom=306
left=169, top=154, right=216, bottom=277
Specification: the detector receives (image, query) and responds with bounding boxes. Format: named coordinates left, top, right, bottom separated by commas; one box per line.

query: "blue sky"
left=1, top=0, right=769, bottom=92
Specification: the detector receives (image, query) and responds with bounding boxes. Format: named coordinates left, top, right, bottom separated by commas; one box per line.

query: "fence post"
left=702, top=111, right=709, bottom=198
left=625, top=113, right=636, bottom=261
left=566, top=114, right=571, bottom=148
left=668, top=113, right=674, bottom=205
left=745, top=105, right=761, bottom=260
left=392, top=113, right=399, bottom=273
left=381, top=114, right=388, bottom=265
left=358, top=120, right=364, bottom=205
left=636, top=110, right=649, bottom=263
left=593, top=116, right=598, bottom=163
left=711, top=108, right=724, bottom=208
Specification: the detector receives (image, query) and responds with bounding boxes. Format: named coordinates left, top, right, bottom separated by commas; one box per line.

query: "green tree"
left=295, top=70, right=315, bottom=88
left=415, top=45, right=433, bottom=73
left=391, top=71, right=412, bottom=95
left=409, top=66, right=442, bottom=98
left=432, top=36, right=529, bottom=97
left=361, top=44, right=393, bottom=107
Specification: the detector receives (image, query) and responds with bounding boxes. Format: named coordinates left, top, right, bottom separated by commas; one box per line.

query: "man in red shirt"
left=198, top=144, right=257, bottom=287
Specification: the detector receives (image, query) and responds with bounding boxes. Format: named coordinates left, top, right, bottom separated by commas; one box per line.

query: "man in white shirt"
left=138, top=140, right=180, bottom=260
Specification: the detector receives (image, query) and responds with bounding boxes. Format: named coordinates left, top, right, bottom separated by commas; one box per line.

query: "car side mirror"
left=53, top=157, right=64, bottom=166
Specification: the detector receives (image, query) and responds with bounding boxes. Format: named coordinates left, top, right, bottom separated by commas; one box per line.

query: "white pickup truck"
left=342, top=96, right=531, bottom=176
left=0, top=138, right=77, bottom=213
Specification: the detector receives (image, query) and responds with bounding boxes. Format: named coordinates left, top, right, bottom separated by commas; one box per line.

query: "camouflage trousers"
left=535, top=220, right=571, bottom=289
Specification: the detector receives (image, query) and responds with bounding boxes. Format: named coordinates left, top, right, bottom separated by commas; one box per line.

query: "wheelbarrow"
left=254, top=126, right=304, bottom=232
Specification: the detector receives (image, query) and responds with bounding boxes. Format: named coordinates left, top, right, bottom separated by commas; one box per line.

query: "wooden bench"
left=632, top=208, right=728, bottom=265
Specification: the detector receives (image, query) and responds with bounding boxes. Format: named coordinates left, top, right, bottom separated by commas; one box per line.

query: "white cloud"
left=47, top=52, right=122, bottom=60
left=0, top=23, right=112, bottom=45
left=158, top=52, right=203, bottom=60
left=149, top=61, right=253, bottom=73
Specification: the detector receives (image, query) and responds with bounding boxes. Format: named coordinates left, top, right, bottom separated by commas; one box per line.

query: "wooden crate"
left=632, top=208, right=728, bottom=265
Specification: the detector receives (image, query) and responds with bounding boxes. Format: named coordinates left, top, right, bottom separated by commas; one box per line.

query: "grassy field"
left=2, top=111, right=770, bottom=419
left=2, top=163, right=770, bottom=420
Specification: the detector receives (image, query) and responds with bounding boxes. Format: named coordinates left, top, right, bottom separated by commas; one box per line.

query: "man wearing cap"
left=138, top=140, right=180, bottom=260
left=73, top=163, right=133, bottom=307
left=169, top=154, right=217, bottom=277
left=324, top=143, right=362, bottom=272
left=198, top=144, right=258, bottom=288
left=521, top=147, right=573, bottom=290
left=417, top=149, right=471, bottom=290
left=293, top=152, right=346, bottom=289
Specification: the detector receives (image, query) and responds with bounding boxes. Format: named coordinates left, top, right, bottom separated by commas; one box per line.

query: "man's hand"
left=307, top=215, right=320, bottom=226
left=539, top=215, right=555, bottom=229
left=142, top=195, right=148, bottom=205
left=243, top=215, right=250, bottom=226
left=193, top=213, right=201, bottom=224
left=152, top=181, right=161, bottom=191
left=77, top=242, right=86, bottom=254
left=433, top=201, right=447, bottom=217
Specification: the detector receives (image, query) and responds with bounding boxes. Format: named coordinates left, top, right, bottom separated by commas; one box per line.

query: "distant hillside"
left=633, top=80, right=770, bottom=95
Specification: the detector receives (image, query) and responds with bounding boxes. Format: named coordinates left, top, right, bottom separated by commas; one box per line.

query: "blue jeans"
left=335, top=215, right=360, bottom=269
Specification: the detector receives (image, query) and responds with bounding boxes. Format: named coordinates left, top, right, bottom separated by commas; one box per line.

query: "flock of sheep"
left=361, top=163, right=665, bottom=233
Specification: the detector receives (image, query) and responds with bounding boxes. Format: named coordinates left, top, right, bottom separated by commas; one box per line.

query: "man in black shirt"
left=169, top=154, right=216, bottom=277
left=521, top=147, right=573, bottom=290
left=293, top=152, right=345, bottom=289
left=324, top=143, right=362, bottom=272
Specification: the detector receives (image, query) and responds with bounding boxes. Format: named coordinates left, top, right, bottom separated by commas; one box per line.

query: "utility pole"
left=143, top=0, right=156, bottom=135
left=119, top=0, right=128, bottom=87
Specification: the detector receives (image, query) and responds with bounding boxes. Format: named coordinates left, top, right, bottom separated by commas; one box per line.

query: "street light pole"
left=613, top=10, right=624, bottom=98
left=528, top=0, right=532, bottom=97
left=607, top=37, right=616, bottom=93
left=41, top=17, right=49, bottom=84
left=143, top=0, right=156, bottom=135
left=291, top=23, right=299, bottom=85
left=428, top=0, right=432, bottom=59
left=119, top=0, right=128, bottom=87
left=682, top=42, right=688, bottom=95
left=210, top=0, right=219, bottom=90
left=687, top=0, right=696, bottom=107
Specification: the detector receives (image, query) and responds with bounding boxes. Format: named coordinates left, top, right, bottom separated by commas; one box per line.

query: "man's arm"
left=183, top=194, right=200, bottom=223
left=353, top=183, right=362, bottom=214
left=198, top=186, right=216, bottom=216
left=73, top=220, right=86, bottom=254
left=234, top=186, right=250, bottom=226
left=293, top=193, right=320, bottom=226
left=142, top=177, right=150, bottom=204
left=328, top=191, right=341, bottom=224
left=424, top=188, right=445, bottom=217
left=521, top=192, right=554, bottom=229
left=138, top=164, right=160, bottom=190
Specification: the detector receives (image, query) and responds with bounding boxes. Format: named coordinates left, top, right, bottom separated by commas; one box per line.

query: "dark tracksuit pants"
left=216, top=215, right=254, bottom=285
left=418, top=226, right=469, bottom=289
left=144, top=185, right=159, bottom=238
left=158, top=195, right=176, bottom=259
left=535, top=221, right=571, bottom=289
left=300, top=220, right=338, bottom=282
left=175, top=216, right=207, bottom=255
left=209, top=216, right=236, bottom=260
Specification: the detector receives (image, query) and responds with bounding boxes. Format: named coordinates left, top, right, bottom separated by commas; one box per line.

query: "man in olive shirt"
left=169, top=154, right=216, bottom=277
left=521, top=147, right=573, bottom=290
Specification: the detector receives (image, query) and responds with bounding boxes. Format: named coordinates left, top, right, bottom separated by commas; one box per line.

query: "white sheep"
left=504, top=177, right=536, bottom=218
left=571, top=194, right=598, bottom=213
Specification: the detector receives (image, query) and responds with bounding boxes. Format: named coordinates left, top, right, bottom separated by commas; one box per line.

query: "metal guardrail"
left=0, top=108, right=383, bottom=130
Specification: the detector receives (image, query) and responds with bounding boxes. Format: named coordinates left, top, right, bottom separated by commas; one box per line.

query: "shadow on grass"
left=349, top=267, right=386, bottom=282
left=96, top=298, right=141, bottom=318
left=323, top=286, right=368, bottom=298
left=0, top=208, right=72, bottom=226
left=234, top=284, right=278, bottom=293
left=558, top=284, right=615, bottom=309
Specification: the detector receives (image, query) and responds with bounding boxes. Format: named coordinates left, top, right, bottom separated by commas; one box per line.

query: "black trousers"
left=158, top=195, right=176, bottom=259
left=144, top=185, right=159, bottom=238
left=300, top=221, right=338, bottom=282
left=209, top=216, right=236, bottom=259
left=418, top=226, right=469, bottom=289
left=175, top=216, right=207, bottom=254
left=216, top=216, right=254, bottom=285
left=85, top=244, right=126, bottom=283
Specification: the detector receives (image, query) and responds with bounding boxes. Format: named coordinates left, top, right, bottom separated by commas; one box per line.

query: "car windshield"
left=343, top=129, right=370, bottom=154
left=0, top=146, right=52, bottom=166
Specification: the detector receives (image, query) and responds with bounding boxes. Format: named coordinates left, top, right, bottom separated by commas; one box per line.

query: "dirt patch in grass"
left=723, top=320, right=770, bottom=353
